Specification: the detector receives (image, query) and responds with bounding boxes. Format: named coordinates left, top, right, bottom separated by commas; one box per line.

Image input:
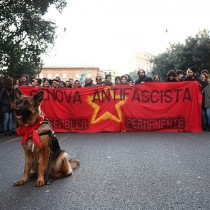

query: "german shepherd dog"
left=14, top=89, right=80, bottom=187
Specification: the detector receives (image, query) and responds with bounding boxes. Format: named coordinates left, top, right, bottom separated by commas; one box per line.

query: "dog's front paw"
left=55, top=172, right=62, bottom=178
left=36, top=179, right=45, bottom=187
left=13, top=179, right=27, bottom=186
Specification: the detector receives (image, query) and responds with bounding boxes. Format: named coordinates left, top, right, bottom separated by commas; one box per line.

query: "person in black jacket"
left=184, top=66, right=199, bottom=81
left=0, top=77, right=14, bottom=135
left=84, top=77, right=95, bottom=87
left=135, top=69, right=153, bottom=84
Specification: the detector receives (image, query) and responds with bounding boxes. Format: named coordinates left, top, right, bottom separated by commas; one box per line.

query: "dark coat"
left=135, top=76, right=153, bottom=84
left=183, top=76, right=199, bottom=81
left=84, top=82, right=95, bottom=87
left=0, top=88, right=14, bottom=113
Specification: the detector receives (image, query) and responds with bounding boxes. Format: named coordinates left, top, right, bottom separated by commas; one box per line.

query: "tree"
left=128, top=70, right=138, bottom=82
left=152, top=30, right=210, bottom=81
left=0, top=0, right=67, bottom=79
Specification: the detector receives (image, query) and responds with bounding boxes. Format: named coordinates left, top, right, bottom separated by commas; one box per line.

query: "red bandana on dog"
left=16, top=115, right=45, bottom=147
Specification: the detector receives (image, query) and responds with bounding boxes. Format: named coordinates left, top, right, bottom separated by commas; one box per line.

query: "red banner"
left=19, top=81, right=202, bottom=132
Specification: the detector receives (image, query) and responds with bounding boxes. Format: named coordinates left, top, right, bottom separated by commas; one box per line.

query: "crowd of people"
left=1, top=66, right=210, bottom=135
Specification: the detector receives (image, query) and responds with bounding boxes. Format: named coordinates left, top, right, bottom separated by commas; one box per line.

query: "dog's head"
left=15, top=89, right=44, bottom=125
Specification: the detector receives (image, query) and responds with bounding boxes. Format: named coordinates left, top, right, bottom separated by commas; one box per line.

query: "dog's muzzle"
left=15, top=107, right=32, bottom=122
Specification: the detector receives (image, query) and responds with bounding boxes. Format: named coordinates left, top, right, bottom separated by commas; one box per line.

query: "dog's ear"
left=33, top=91, right=44, bottom=106
left=15, top=88, right=24, bottom=100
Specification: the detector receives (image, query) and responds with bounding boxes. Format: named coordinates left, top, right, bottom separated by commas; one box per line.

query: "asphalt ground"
left=0, top=132, right=210, bottom=210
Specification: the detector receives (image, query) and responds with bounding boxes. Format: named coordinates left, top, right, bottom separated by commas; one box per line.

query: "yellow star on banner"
left=86, top=87, right=126, bottom=124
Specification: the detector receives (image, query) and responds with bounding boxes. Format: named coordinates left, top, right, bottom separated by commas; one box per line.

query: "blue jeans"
left=206, top=108, right=210, bottom=125
left=3, top=112, right=13, bottom=131
left=202, top=107, right=207, bottom=126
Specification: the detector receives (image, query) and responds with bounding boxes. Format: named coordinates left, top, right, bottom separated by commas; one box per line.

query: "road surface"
left=0, top=132, right=210, bottom=210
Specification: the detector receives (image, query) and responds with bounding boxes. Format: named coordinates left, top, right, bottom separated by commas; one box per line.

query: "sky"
left=42, top=0, right=210, bottom=74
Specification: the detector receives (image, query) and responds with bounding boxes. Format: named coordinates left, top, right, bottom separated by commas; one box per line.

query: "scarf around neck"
left=16, top=115, right=45, bottom=147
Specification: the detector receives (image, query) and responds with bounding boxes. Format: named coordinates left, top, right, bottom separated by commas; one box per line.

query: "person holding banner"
left=51, top=79, right=60, bottom=88
left=42, top=78, right=51, bottom=88
left=66, top=78, right=74, bottom=88
left=95, top=75, right=103, bottom=86
left=166, top=70, right=179, bottom=82
left=114, top=76, right=121, bottom=85
left=135, top=69, right=153, bottom=84
left=120, top=75, right=129, bottom=85
left=153, top=74, right=161, bottom=82
left=73, top=80, right=83, bottom=88
left=84, top=77, right=95, bottom=87
left=184, top=67, right=199, bottom=81
left=19, top=74, right=30, bottom=86
left=128, top=79, right=135, bottom=86
left=103, top=74, right=113, bottom=86
left=176, top=70, right=185, bottom=81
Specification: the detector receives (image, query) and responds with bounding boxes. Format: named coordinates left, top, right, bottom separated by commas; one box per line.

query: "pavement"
left=0, top=132, right=210, bottom=210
